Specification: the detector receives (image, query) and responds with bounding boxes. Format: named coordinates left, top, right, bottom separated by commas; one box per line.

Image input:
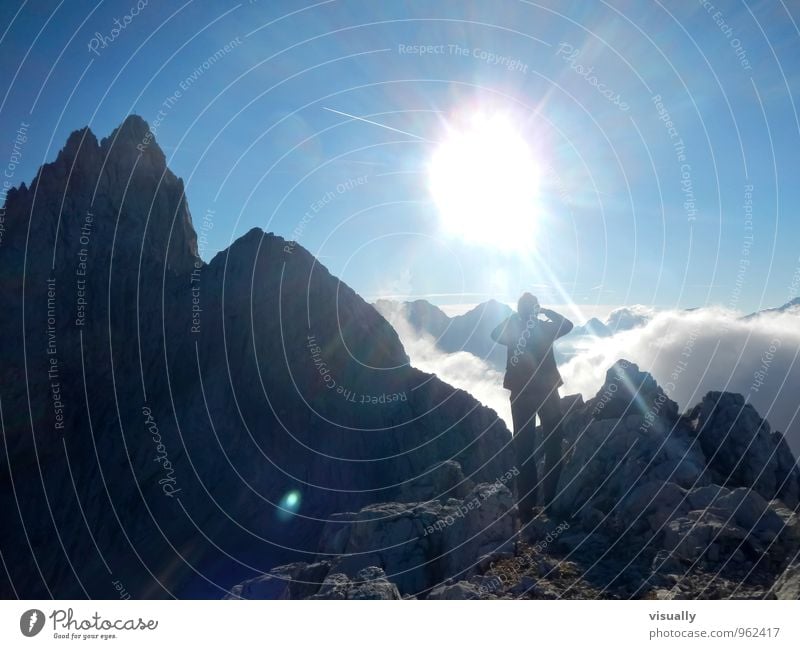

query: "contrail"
left=322, top=107, right=435, bottom=143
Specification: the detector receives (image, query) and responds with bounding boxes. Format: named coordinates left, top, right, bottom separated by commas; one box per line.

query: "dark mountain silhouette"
left=0, top=116, right=513, bottom=599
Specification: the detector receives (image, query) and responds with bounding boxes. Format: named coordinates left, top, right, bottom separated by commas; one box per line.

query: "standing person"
left=491, top=293, right=573, bottom=521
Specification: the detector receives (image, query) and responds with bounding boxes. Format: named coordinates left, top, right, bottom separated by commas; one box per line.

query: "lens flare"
left=277, top=489, right=302, bottom=521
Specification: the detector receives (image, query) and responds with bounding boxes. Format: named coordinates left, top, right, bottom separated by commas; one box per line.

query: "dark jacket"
left=491, top=309, right=573, bottom=393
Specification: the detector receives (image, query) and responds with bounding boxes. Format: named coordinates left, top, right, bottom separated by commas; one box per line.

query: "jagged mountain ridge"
left=374, top=298, right=513, bottom=370
left=0, top=116, right=513, bottom=598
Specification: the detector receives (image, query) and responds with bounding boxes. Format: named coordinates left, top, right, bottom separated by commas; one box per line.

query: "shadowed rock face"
left=0, top=116, right=513, bottom=599
left=245, top=360, right=800, bottom=599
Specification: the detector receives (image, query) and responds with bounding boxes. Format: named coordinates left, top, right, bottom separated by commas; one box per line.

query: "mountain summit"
left=0, top=117, right=513, bottom=598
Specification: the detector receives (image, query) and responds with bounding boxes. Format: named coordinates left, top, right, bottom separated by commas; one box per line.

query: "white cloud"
left=385, top=302, right=800, bottom=456
left=380, top=305, right=512, bottom=426
left=605, top=304, right=656, bottom=331
left=560, top=307, right=800, bottom=454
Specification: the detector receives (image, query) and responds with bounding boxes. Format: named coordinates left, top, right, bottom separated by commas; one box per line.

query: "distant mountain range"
left=374, top=298, right=512, bottom=370
left=744, top=297, right=800, bottom=319
left=377, top=297, right=800, bottom=368
left=373, top=300, right=658, bottom=368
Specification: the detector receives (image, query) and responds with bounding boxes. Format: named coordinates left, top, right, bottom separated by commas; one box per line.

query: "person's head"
left=517, top=292, right=540, bottom=320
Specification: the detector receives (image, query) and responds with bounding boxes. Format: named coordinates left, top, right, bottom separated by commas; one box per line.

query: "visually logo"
left=20, top=609, right=45, bottom=637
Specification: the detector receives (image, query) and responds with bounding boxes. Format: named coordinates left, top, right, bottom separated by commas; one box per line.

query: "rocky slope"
left=232, top=361, right=800, bottom=599
left=0, top=116, right=513, bottom=598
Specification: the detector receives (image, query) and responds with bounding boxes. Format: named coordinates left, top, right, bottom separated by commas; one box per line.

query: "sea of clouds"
left=385, top=304, right=800, bottom=455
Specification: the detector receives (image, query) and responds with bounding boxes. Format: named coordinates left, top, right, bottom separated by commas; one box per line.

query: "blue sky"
left=2, top=0, right=799, bottom=317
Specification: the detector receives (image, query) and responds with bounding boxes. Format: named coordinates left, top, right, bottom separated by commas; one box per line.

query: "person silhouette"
left=491, top=293, right=573, bottom=521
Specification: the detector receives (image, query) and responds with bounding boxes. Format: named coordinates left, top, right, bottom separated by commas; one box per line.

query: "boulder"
left=311, top=567, right=402, bottom=600
left=688, top=392, right=800, bottom=508
left=397, top=460, right=475, bottom=502
left=225, top=561, right=331, bottom=600
left=315, top=481, right=516, bottom=595
left=772, top=559, right=800, bottom=599
left=550, top=363, right=800, bottom=577
left=427, top=581, right=483, bottom=599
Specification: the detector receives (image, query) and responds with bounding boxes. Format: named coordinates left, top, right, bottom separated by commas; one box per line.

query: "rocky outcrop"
left=688, top=392, right=800, bottom=507
left=0, top=117, right=513, bottom=599
left=225, top=563, right=401, bottom=600
left=246, top=360, right=800, bottom=599
left=772, top=558, right=800, bottom=599
left=549, top=361, right=800, bottom=592
left=228, top=471, right=517, bottom=598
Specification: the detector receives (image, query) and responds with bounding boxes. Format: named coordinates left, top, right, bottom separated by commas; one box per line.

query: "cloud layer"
left=379, top=306, right=512, bottom=426
left=560, top=307, right=800, bottom=453
left=385, top=303, right=800, bottom=455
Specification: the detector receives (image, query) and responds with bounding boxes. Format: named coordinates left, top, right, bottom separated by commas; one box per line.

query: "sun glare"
left=428, top=113, right=540, bottom=250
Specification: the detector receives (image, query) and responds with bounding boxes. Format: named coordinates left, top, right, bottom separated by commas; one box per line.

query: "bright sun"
left=428, top=113, right=540, bottom=250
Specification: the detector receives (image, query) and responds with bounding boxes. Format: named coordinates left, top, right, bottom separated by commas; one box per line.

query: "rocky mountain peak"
left=587, top=359, right=679, bottom=422
left=0, top=116, right=513, bottom=599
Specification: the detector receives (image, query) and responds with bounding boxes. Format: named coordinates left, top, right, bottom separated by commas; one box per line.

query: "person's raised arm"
left=540, top=307, right=573, bottom=338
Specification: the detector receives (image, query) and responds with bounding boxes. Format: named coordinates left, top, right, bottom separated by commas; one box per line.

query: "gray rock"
left=772, top=559, right=800, bottom=599
left=226, top=561, right=331, bottom=600
left=310, top=567, right=401, bottom=600
left=427, top=580, right=483, bottom=599
left=548, top=362, right=800, bottom=578
left=688, top=392, right=800, bottom=508
left=398, top=460, right=474, bottom=502
left=314, top=482, right=516, bottom=595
